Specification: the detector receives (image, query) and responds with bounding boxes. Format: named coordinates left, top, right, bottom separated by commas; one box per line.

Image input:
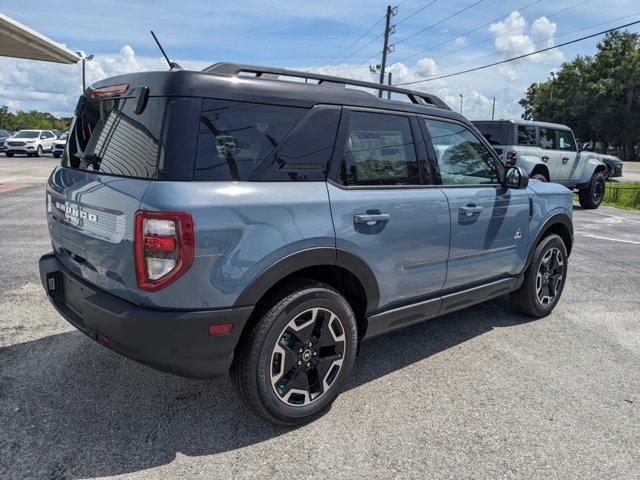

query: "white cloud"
left=454, top=36, right=468, bottom=47
left=416, top=57, right=439, bottom=77
left=488, top=12, right=563, bottom=64
left=497, top=65, right=520, bottom=81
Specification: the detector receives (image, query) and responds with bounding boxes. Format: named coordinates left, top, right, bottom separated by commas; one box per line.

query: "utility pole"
left=491, top=96, right=496, bottom=120
left=387, top=72, right=392, bottom=100
left=378, top=5, right=395, bottom=98
left=459, top=94, right=464, bottom=114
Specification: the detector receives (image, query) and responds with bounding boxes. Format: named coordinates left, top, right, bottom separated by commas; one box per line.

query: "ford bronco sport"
left=473, top=119, right=609, bottom=209
left=39, top=64, right=573, bottom=425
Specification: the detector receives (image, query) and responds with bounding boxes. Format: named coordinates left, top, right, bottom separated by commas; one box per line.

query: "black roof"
left=90, top=62, right=467, bottom=123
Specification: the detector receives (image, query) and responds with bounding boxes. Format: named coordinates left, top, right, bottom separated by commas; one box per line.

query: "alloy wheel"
left=270, top=308, right=345, bottom=406
left=536, top=247, right=564, bottom=306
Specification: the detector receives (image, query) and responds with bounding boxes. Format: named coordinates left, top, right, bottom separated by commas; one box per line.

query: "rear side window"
left=539, top=127, right=556, bottom=149
left=473, top=122, right=511, bottom=146
left=339, top=111, right=419, bottom=186
left=195, top=99, right=307, bottom=181
left=517, top=125, right=537, bottom=146
left=64, top=96, right=165, bottom=179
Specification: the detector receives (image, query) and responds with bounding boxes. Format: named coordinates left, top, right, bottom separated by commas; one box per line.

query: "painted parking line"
left=575, top=231, right=640, bottom=245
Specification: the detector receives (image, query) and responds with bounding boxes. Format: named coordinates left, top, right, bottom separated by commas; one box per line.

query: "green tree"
left=519, top=31, right=640, bottom=160
left=0, top=107, right=72, bottom=133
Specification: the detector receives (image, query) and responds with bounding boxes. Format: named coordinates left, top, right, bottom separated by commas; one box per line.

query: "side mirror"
left=504, top=166, right=529, bottom=189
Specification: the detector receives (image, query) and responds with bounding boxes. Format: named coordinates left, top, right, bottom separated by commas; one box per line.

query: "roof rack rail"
left=203, top=62, right=451, bottom=110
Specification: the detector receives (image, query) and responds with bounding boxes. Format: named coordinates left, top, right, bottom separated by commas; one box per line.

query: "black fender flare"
left=521, top=212, right=573, bottom=273
left=233, top=247, right=380, bottom=313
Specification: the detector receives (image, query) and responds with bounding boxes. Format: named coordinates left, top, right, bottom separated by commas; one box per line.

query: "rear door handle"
left=541, top=156, right=549, bottom=162
left=459, top=204, right=483, bottom=217
left=354, top=213, right=390, bottom=225
left=562, top=157, right=570, bottom=164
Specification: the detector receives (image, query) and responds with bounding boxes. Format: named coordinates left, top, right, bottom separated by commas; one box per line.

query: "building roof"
left=0, top=12, right=79, bottom=64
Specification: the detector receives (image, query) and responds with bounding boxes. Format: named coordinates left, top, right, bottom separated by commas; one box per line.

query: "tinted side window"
left=340, top=111, right=419, bottom=186
left=259, top=106, right=340, bottom=182
left=539, top=127, right=556, bottom=149
left=423, top=119, right=499, bottom=185
left=517, top=125, right=537, bottom=146
left=195, top=99, right=306, bottom=181
left=555, top=129, right=576, bottom=151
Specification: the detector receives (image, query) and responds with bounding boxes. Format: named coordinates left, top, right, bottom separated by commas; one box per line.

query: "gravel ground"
left=1, top=158, right=639, bottom=479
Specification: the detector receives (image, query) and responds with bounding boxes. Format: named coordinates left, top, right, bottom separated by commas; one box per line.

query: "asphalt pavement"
left=1, top=156, right=639, bottom=479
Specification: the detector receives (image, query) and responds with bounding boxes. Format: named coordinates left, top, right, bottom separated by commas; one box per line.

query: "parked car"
left=4, top=129, right=57, bottom=157
left=51, top=132, right=68, bottom=158
left=51, top=129, right=64, bottom=138
left=39, top=64, right=574, bottom=425
left=0, top=129, right=10, bottom=153
left=473, top=119, right=609, bottom=209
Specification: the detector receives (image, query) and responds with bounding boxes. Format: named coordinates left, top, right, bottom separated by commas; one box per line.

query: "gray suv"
left=39, top=64, right=573, bottom=425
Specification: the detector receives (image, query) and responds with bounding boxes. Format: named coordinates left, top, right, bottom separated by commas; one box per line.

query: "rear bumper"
left=39, top=253, right=253, bottom=378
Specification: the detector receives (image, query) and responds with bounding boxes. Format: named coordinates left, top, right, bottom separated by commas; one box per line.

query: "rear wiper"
left=78, top=153, right=103, bottom=171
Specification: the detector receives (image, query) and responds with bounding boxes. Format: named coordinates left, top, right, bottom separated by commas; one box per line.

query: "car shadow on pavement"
left=0, top=297, right=532, bottom=479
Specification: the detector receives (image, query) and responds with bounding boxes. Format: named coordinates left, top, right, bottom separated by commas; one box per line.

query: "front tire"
left=510, top=234, right=568, bottom=318
left=6, top=152, right=13, bottom=157
left=35, top=145, right=43, bottom=157
left=578, top=172, right=605, bottom=209
left=231, top=280, right=358, bottom=425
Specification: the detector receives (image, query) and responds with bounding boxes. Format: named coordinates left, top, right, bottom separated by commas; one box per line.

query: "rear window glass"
left=473, top=122, right=510, bottom=146
left=63, top=96, right=165, bottom=179
left=517, top=125, right=537, bottom=146
left=195, top=99, right=307, bottom=181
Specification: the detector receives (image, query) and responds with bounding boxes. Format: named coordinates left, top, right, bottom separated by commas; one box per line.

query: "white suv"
left=5, top=130, right=57, bottom=157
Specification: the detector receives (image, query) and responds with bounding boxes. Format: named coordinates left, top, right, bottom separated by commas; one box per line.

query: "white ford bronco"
left=474, top=119, right=609, bottom=209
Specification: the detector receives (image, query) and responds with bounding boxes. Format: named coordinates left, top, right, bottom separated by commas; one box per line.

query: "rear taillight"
left=505, top=151, right=517, bottom=167
left=134, top=211, right=194, bottom=291
left=90, top=83, right=130, bottom=98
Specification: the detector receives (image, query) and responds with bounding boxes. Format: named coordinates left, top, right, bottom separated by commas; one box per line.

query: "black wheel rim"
left=270, top=308, right=345, bottom=406
left=593, top=180, right=604, bottom=201
left=536, top=247, right=564, bottom=306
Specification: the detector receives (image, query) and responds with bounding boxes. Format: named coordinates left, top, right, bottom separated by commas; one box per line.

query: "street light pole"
left=76, top=52, right=94, bottom=91
left=459, top=94, right=463, bottom=114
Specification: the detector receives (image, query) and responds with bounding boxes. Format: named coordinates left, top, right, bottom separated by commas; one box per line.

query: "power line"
left=319, top=15, right=386, bottom=68
left=426, top=0, right=592, bottom=64
left=396, top=0, right=544, bottom=63
left=397, top=19, right=640, bottom=85
left=430, top=12, right=640, bottom=74
left=394, top=0, right=439, bottom=27
left=393, top=0, right=485, bottom=47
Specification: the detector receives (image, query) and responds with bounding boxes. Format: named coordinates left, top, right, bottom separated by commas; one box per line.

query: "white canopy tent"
left=0, top=12, right=79, bottom=64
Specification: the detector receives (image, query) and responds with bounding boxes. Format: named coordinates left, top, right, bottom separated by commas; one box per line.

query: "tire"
left=578, top=172, right=605, bottom=209
left=35, top=145, right=43, bottom=157
left=231, top=280, right=358, bottom=425
left=510, top=234, right=568, bottom=318
left=604, top=166, right=612, bottom=181
left=531, top=173, right=548, bottom=182
left=53, top=153, right=61, bottom=158
left=6, top=152, right=13, bottom=157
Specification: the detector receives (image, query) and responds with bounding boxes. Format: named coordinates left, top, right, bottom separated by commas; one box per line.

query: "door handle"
left=459, top=204, right=483, bottom=217
left=541, top=155, right=549, bottom=162
left=562, top=157, right=570, bottom=164
left=354, top=213, right=390, bottom=225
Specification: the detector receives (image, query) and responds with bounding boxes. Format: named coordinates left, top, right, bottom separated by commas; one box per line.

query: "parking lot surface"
left=1, top=157, right=639, bottom=479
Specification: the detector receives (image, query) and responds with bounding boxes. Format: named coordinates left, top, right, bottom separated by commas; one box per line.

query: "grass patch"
left=573, top=181, right=640, bottom=210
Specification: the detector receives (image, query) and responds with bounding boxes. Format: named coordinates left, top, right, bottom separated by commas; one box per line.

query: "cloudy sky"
left=1, top=0, right=639, bottom=119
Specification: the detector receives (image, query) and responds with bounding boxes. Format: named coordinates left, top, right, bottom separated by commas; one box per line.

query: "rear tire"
left=578, top=172, right=605, bottom=209
left=231, top=280, right=358, bottom=426
left=510, top=234, right=567, bottom=318
left=531, top=173, right=548, bottom=182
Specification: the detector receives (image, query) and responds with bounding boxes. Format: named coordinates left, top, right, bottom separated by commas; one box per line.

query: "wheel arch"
left=530, top=163, right=550, bottom=181
left=522, top=212, right=573, bottom=273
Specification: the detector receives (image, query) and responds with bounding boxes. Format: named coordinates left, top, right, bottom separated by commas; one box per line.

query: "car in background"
left=51, top=132, right=68, bottom=158
left=0, top=129, right=10, bottom=153
left=51, top=129, right=64, bottom=139
left=4, top=130, right=57, bottom=157
left=473, top=119, right=609, bottom=209
left=579, top=144, right=623, bottom=180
